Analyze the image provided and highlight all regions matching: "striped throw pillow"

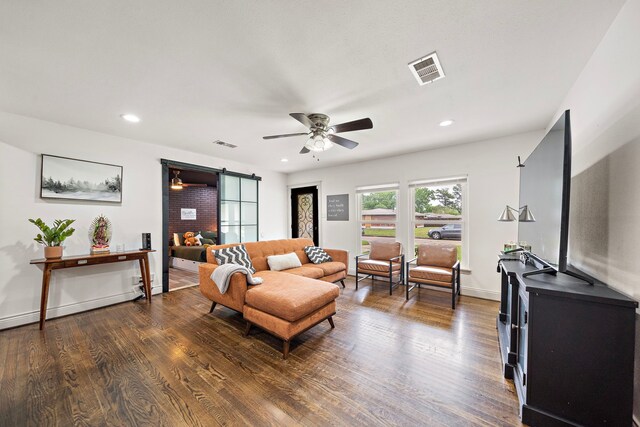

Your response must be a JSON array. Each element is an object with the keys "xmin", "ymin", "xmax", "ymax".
[
  {"xmin": 304, "ymin": 246, "xmax": 332, "ymax": 264},
  {"xmin": 214, "ymin": 245, "xmax": 255, "ymax": 273}
]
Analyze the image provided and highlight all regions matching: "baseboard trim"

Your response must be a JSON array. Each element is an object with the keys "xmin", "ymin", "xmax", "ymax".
[
  {"xmin": 462, "ymin": 287, "xmax": 500, "ymax": 301},
  {"xmin": 0, "ymin": 286, "xmax": 160, "ymax": 331},
  {"xmin": 347, "ymin": 272, "xmax": 499, "ymax": 301}
]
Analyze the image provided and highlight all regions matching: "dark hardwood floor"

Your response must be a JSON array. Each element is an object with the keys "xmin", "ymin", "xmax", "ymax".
[
  {"xmin": 0, "ymin": 276, "xmax": 522, "ymax": 426},
  {"xmin": 169, "ymin": 267, "xmax": 199, "ymax": 291}
]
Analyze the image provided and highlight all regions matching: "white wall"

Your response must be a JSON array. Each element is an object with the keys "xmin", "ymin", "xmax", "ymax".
[
  {"xmin": 550, "ymin": 0, "xmax": 640, "ymax": 420},
  {"xmin": 0, "ymin": 112, "xmax": 288, "ymax": 329},
  {"xmin": 287, "ymin": 131, "xmax": 542, "ymax": 300},
  {"xmin": 550, "ymin": 0, "xmax": 640, "ymax": 300}
]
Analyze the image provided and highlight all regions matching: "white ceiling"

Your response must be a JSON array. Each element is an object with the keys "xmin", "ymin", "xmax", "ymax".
[{"xmin": 0, "ymin": 1, "xmax": 625, "ymax": 173}]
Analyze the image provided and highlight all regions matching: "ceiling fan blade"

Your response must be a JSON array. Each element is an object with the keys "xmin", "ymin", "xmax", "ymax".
[
  {"xmin": 300, "ymin": 147, "xmax": 310, "ymax": 154},
  {"xmin": 289, "ymin": 113, "xmax": 315, "ymax": 129},
  {"xmin": 330, "ymin": 118, "xmax": 373, "ymax": 134},
  {"xmin": 263, "ymin": 132, "xmax": 308, "ymax": 140},
  {"xmin": 327, "ymin": 134, "xmax": 359, "ymax": 149},
  {"xmin": 182, "ymin": 183, "xmax": 208, "ymax": 187}
]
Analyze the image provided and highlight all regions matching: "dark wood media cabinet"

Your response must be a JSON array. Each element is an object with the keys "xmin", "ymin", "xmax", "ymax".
[{"xmin": 497, "ymin": 258, "xmax": 637, "ymax": 426}]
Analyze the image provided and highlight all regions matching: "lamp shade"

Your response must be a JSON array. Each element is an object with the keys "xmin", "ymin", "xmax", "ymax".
[
  {"xmin": 498, "ymin": 206, "xmax": 518, "ymax": 222},
  {"xmin": 519, "ymin": 205, "xmax": 536, "ymax": 222}
]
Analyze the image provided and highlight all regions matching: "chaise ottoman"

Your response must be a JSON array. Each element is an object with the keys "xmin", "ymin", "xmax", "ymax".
[{"xmin": 243, "ymin": 273, "xmax": 340, "ymax": 359}]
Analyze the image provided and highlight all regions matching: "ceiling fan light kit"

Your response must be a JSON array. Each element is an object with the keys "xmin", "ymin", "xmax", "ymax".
[
  {"xmin": 171, "ymin": 171, "xmax": 183, "ymax": 190},
  {"xmin": 305, "ymin": 134, "xmax": 333, "ymax": 152},
  {"xmin": 263, "ymin": 112, "xmax": 373, "ymax": 156},
  {"xmin": 170, "ymin": 170, "xmax": 209, "ymax": 189}
]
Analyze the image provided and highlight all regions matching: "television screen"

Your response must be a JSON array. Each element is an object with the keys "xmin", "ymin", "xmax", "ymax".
[{"xmin": 518, "ymin": 111, "xmax": 571, "ymax": 271}]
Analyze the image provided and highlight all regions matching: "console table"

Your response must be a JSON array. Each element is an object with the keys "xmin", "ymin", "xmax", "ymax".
[
  {"xmin": 30, "ymin": 249, "xmax": 155, "ymax": 330},
  {"xmin": 497, "ymin": 258, "xmax": 637, "ymax": 426}
]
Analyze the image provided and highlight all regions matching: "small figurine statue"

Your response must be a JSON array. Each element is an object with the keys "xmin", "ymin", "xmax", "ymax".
[{"xmin": 90, "ymin": 214, "xmax": 112, "ymax": 254}]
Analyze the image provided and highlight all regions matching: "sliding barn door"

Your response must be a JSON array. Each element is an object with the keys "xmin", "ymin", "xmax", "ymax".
[{"xmin": 219, "ymin": 174, "xmax": 259, "ymax": 244}]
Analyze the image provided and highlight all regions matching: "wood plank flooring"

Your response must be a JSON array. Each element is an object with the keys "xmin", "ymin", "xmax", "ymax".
[
  {"xmin": 0, "ymin": 277, "xmax": 522, "ymax": 426},
  {"xmin": 169, "ymin": 267, "xmax": 199, "ymax": 291}
]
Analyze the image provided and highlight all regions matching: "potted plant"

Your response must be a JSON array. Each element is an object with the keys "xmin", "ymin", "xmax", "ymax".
[{"xmin": 29, "ymin": 218, "xmax": 76, "ymax": 259}]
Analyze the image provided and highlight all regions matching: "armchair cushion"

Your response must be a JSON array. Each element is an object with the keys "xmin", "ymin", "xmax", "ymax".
[
  {"xmin": 369, "ymin": 241, "xmax": 402, "ymax": 261},
  {"xmin": 417, "ymin": 244, "xmax": 457, "ymax": 268},
  {"xmin": 358, "ymin": 259, "xmax": 401, "ymax": 272},
  {"xmin": 409, "ymin": 265, "xmax": 452, "ymax": 283}
]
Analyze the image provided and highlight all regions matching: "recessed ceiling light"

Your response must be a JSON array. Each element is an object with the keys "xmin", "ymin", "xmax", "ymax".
[
  {"xmin": 120, "ymin": 114, "xmax": 140, "ymax": 123},
  {"xmin": 439, "ymin": 119, "xmax": 454, "ymax": 127},
  {"xmin": 280, "ymin": 158, "xmax": 289, "ymax": 163}
]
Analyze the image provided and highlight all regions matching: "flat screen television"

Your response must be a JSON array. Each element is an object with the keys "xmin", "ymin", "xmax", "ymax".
[{"xmin": 517, "ymin": 110, "xmax": 572, "ymax": 272}]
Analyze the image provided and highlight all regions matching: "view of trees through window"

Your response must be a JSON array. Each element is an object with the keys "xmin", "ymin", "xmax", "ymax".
[
  {"xmin": 361, "ymin": 191, "xmax": 397, "ymax": 210},
  {"xmin": 359, "ymin": 190, "xmax": 397, "ymax": 254},
  {"xmin": 412, "ymin": 182, "xmax": 464, "ymax": 262},
  {"xmin": 414, "ymin": 184, "xmax": 462, "ymax": 215}
]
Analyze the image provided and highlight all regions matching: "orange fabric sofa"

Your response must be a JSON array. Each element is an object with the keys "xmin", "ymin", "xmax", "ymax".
[{"xmin": 199, "ymin": 238, "xmax": 348, "ymax": 358}]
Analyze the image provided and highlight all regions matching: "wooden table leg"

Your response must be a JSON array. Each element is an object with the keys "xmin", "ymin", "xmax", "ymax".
[
  {"xmin": 142, "ymin": 254, "xmax": 152, "ymax": 303},
  {"xmin": 39, "ymin": 264, "xmax": 53, "ymax": 330},
  {"xmin": 138, "ymin": 258, "xmax": 147, "ymax": 299}
]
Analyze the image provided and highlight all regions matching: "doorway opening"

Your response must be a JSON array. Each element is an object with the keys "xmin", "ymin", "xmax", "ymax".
[
  {"xmin": 161, "ymin": 160, "xmax": 262, "ymax": 293},
  {"xmin": 162, "ymin": 160, "xmax": 219, "ymax": 292},
  {"xmin": 291, "ymin": 186, "xmax": 319, "ymax": 245}
]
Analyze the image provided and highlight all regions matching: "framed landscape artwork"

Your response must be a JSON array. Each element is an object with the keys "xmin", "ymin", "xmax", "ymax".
[{"xmin": 40, "ymin": 154, "xmax": 123, "ymax": 203}]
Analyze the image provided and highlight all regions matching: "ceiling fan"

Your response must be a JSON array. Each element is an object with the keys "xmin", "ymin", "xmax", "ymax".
[
  {"xmin": 170, "ymin": 170, "xmax": 207, "ymax": 189},
  {"xmin": 263, "ymin": 113, "xmax": 373, "ymax": 154}
]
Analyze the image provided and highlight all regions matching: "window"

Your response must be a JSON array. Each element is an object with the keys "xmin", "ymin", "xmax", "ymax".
[
  {"xmin": 409, "ymin": 177, "xmax": 468, "ymax": 267},
  {"xmin": 356, "ymin": 183, "xmax": 399, "ymax": 255},
  {"xmin": 219, "ymin": 174, "xmax": 259, "ymax": 243}
]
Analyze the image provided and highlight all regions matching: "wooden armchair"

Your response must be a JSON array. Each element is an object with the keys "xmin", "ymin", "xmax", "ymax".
[
  {"xmin": 355, "ymin": 241, "xmax": 404, "ymax": 295},
  {"xmin": 406, "ymin": 243, "xmax": 461, "ymax": 308}
]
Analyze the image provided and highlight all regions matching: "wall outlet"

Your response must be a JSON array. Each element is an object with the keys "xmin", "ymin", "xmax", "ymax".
[{"xmin": 131, "ymin": 273, "xmax": 155, "ymax": 285}]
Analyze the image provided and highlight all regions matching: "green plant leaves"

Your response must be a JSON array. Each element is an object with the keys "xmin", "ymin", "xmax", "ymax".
[{"xmin": 28, "ymin": 218, "xmax": 76, "ymax": 246}]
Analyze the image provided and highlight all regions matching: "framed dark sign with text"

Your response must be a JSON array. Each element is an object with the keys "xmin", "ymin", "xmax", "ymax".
[{"xmin": 327, "ymin": 194, "xmax": 349, "ymax": 221}]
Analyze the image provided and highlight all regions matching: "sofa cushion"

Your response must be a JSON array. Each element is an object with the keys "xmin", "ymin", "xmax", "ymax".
[
  {"xmin": 245, "ymin": 276, "xmax": 339, "ymax": 322},
  {"xmin": 214, "ymin": 245, "xmax": 255, "ymax": 273},
  {"xmin": 304, "ymin": 246, "xmax": 332, "ymax": 264},
  {"xmin": 244, "ymin": 238, "xmax": 315, "ymax": 272},
  {"xmin": 312, "ymin": 261, "xmax": 346, "ymax": 276},
  {"xmin": 244, "ymin": 301, "xmax": 336, "ymax": 340},
  {"xmin": 409, "ymin": 265, "xmax": 452, "ymax": 283},
  {"xmin": 281, "ymin": 265, "xmax": 324, "ymax": 279},
  {"xmin": 358, "ymin": 259, "xmax": 401, "ymax": 272},
  {"xmin": 267, "ymin": 252, "xmax": 302, "ymax": 271}
]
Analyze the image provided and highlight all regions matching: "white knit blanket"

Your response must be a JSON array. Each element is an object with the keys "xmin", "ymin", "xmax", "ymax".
[{"xmin": 210, "ymin": 263, "xmax": 263, "ymax": 294}]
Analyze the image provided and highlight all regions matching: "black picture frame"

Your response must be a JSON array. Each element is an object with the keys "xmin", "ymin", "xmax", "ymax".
[{"xmin": 40, "ymin": 154, "xmax": 123, "ymax": 203}]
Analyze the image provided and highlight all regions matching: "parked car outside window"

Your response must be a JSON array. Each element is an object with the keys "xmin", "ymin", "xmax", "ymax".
[{"xmin": 428, "ymin": 224, "xmax": 461, "ymax": 240}]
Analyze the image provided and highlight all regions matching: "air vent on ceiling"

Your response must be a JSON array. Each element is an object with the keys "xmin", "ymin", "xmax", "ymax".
[
  {"xmin": 408, "ymin": 52, "xmax": 445, "ymax": 86},
  {"xmin": 213, "ymin": 140, "xmax": 237, "ymax": 148}
]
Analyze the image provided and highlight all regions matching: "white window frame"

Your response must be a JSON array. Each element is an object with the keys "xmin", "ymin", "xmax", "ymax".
[
  {"xmin": 408, "ymin": 176, "xmax": 469, "ymax": 269},
  {"xmin": 356, "ymin": 183, "xmax": 399, "ymax": 255}
]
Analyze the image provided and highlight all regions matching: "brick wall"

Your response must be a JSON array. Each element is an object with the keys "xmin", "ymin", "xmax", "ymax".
[{"xmin": 169, "ymin": 186, "xmax": 217, "ymax": 244}]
